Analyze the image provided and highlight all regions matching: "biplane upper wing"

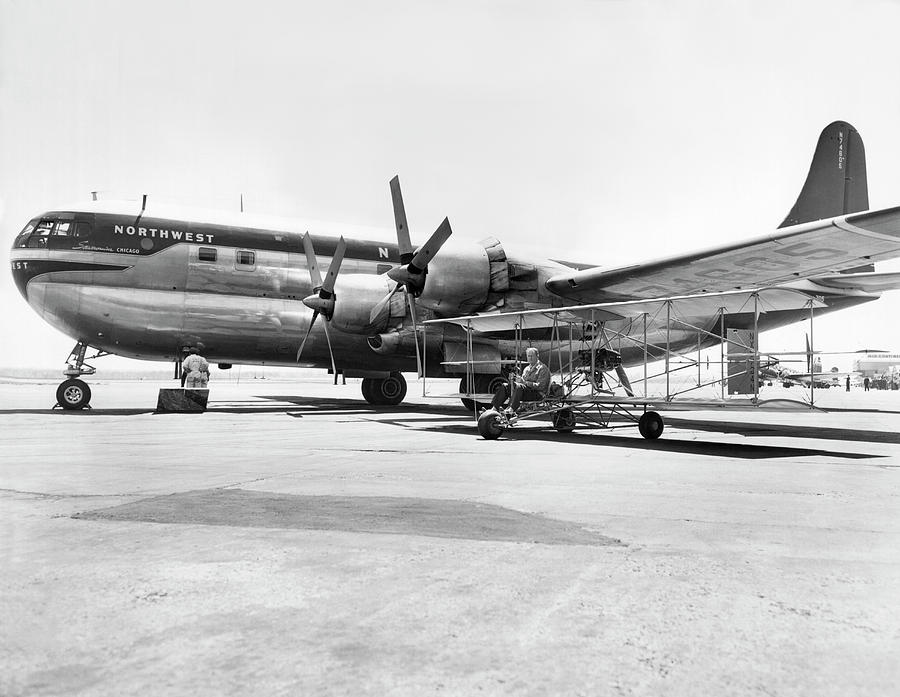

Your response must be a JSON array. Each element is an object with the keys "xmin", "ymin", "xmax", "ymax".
[
  {"xmin": 426, "ymin": 287, "xmax": 826, "ymax": 335},
  {"xmin": 545, "ymin": 206, "xmax": 900, "ymax": 303}
]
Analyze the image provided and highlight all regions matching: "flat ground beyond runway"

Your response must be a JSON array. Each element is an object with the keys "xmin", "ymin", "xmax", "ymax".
[{"xmin": 1, "ymin": 377, "xmax": 898, "ymax": 697}]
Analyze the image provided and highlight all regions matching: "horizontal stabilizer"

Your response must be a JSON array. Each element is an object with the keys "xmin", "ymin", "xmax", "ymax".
[
  {"xmin": 812, "ymin": 270, "xmax": 900, "ymax": 293},
  {"xmin": 780, "ymin": 121, "xmax": 868, "ymax": 228}
]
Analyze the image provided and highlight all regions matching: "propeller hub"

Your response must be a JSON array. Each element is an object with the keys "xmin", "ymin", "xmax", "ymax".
[
  {"xmin": 387, "ymin": 265, "xmax": 426, "ymax": 288},
  {"xmin": 303, "ymin": 293, "xmax": 335, "ymax": 317}
]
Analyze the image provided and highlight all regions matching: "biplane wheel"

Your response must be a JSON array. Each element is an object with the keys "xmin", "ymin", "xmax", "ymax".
[
  {"xmin": 638, "ymin": 411, "xmax": 664, "ymax": 440},
  {"xmin": 477, "ymin": 409, "xmax": 504, "ymax": 440},
  {"xmin": 56, "ymin": 379, "xmax": 91, "ymax": 410},
  {"xmin": 552, "ymin": 408, "xmax": 576, "ymax": 433}
]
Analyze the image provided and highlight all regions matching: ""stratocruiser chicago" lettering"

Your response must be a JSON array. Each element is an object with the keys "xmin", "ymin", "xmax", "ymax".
[{"xmin": 114, "ymin": 224, "xmax": 215, "ymax": 244}]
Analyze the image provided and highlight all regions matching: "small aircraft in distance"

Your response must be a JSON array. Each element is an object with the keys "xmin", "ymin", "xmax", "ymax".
[
  {"xmin": 758, "ymin": 336, "xmax": 849, "ymax": 389},
  {"xmin": 10, "ymin": 121, "xmax": 900, "ymax": 409}
]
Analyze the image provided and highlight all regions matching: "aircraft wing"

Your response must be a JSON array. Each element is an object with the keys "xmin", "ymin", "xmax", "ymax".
[{"xmin": 545, "ymin": 206, "xmax": 900, "ymax": 303}]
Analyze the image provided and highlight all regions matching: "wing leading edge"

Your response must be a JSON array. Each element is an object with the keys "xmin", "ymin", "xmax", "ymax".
[{"xmin": 546, "ymin": 205, "xmax": 900, "ymax": 304}]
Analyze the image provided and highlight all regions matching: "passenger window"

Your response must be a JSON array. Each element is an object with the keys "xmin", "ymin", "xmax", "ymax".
[
  {"xmin": 236, "ymin": 250, "xmax": 255, "ymax": 266},
  {"xmin": 198, "ymin": 247, "xmax": 217, "ymax": 262},
  {"xmin": 53, "ymin": 221, "xmax": 72, "ymax": 236},
  {"xmin": 74, "ymin": 222, "xmax": 91, "ymax": 238}
]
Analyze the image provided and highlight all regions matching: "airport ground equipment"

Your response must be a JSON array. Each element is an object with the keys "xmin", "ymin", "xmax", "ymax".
[{"xmin": 424, "ymin": 286, "xmax": 831, "ymax": 440}]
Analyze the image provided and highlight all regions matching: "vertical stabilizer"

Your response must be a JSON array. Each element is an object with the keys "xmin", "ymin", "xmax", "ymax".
[{"xmin": 780, "ymin": 121, "xmax": 868, "ymax": 228}]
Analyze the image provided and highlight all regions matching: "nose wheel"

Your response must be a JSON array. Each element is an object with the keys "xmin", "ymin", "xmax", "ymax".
[
  {"xmin": 52, "ymin": 341, "xmax": 106, "ymax": 410},
  {"xmin": 56, "ymin": 378, "xmax": 92, "ymax": 410}
]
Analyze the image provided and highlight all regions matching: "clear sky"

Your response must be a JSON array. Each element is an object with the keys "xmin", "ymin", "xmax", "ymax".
[{"xmin": 2, "ymin": 0, "xmax": 900, "ymax": 371}]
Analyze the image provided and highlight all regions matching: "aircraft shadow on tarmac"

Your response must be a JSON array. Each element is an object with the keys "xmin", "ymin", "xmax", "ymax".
[
  {"xmin": 662, "ymin": 417, "xmax": 900, "ymax": 445},
  {"xmin": 4, "ymin": 395, "xmax": 892, "ymax": 460},
  {"xmin": 450, "ymin": 428, "xmax": 881, "ymax": 460}
]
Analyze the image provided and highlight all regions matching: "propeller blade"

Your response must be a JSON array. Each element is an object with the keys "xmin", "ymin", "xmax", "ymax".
[
  {"xmin": 321, "ymin": 316, "xmax": 338, "ymax": 384},
  {"xmin": 615, "ymin": 365, "xmax": 634, "ymax": 397},
  {"xmin": 321, "ymin": 237, "xmax": 346, "ymax": 295},
  {"xmin": 406, "ymin": 289, "xmax": 423, "ymax": 378},
  {"xmin": 390, "ymin": 176, "xmax": 413, "ymax": 261},
  {"xmin": 387, "ymin": 217, "xmax": 453, "ymax": 286},
  {"xmin": 368, "ymin": 280, "xmax": 399, "ymax": 326},
  {"xmin": 409, "ymin": 217, "xmax": 452, "ymax": 271},
  {"xmin": 296, "ymin": 310, "xmax": 319, "ymax": 362},
  {"xmin": 301, "ymin": 232, "xmax": 322, "ymax": 288}
]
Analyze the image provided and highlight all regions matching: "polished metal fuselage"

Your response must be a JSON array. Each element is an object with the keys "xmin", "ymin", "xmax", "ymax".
[{"xmin": 10, "ymin": 202, "xmax": 878, "ymax": 376}]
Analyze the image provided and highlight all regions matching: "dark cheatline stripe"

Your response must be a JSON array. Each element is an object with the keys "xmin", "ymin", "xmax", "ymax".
[{"xmin": 11, "ymin": 260, "xmax": 131, "ymax": 297}]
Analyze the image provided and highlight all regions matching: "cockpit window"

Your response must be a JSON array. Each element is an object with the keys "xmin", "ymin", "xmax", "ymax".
[
  {"xmin": 25, "ymin": 220, "xmax": 54, "ymax": 248},
  {"xmin": 13, "ymin": 220, "xmax": 37, "ymax": 248},
  {"xmin": 13, "ymin": 216, "xmax": 92, "ymax": 248}
]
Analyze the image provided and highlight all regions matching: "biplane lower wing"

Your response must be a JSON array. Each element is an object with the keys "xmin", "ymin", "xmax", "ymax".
[{"xmin": 425, "ymin": 287, "xmax": 827, "ymax": 335}]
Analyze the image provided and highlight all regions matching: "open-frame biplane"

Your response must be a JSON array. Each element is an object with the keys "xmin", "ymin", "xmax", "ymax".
[{"xmin": 423, "ymin": 285, "xmax": 847, "ymax": 440}]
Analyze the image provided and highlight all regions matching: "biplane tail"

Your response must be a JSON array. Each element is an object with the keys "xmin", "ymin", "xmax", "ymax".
[{"xmin": 780, "ymin": 121, "xmax": 869, "ymax": 229}]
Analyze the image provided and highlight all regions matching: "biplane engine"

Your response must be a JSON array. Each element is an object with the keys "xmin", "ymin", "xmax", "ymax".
[
  {"xmin": 414, "ymin": 239, "xmax": 492, "ymax": 316},
  {"xmin": 576, "ymin": 348, "xmax": 622, "ymax": 386},
  {"xmin": 328, "ymin": 274, "xmax": 406, "ymax": 335},
  {"xmin": 578, "ymin": 348, "xmax": 622, "ymax": 371}
]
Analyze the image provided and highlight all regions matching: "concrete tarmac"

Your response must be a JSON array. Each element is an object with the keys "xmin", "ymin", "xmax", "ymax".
[{"xmin": 1, "ymin": 376, "xmax": 898, "ymax": 696}]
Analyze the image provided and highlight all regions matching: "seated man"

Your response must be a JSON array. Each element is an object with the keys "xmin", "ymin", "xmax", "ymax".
[{"xmin": 492, "ymin": 347, "xmax": 551, "ymax": 413}]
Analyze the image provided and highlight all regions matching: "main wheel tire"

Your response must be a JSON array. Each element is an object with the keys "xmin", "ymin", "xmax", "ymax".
[
  {"xmin": 57, "ymin": 379, "xmax": 91, "ymax": 410},
  {"xmin": 477, "ymin": 409, "xmax": 504, "ymax": 440},
  {"xmin": 552, "ymin": 408, "xmax": 576, "ymax": 432},
  {"xmin": 638, "ymin": 410, "xmax": 664, "ymax": 440},
  {"xmin": 361, "ymin": 377, "xmax": 376, "ymax": 405},
  {"xmin": 367, "ymin": 372, "xmax": 407, "ymax": 406},
  {"xmin": 459, "ymin": 377, "xmax": 476, "ymax": 411}
]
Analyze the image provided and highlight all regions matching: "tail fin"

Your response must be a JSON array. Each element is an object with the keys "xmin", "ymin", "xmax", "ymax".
[{"xmin": 780, "ymin": 121, "xmax": 868, "ymax": 228}]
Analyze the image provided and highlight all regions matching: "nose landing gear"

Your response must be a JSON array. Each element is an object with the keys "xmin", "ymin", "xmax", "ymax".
[
  {"xmin": 56, "ymin": 379, "xmax": 92, "ymax": 410},
  {"xmin": 54, "ymin": 341, "xmax": 108, "ymax": 410}
]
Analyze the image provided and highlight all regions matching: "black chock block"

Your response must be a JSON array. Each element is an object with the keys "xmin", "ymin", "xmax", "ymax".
[{"xmin": 156, "ymin": 388, "xmax": 209, "ymax": 413}]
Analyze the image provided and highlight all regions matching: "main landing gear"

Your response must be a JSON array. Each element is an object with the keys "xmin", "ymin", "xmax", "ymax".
[
  {"xmin": 54, "ymin": 341, "xmax": 107, "ymax": 410},
  {"xmin": 361, "ymin": 372, "xmax": 407, "ymax": 406}
]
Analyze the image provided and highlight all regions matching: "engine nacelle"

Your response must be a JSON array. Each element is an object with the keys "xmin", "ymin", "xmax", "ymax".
[
  {"xmin": 417, "ymin": 239, "xmax": 491, "ymax": 316},
  {"xmin": 330, "ymin": 274, "xmax": 405, "ymax": 335},
  {"xmin": 367, "ymin": 327, "xmax": 443, "ymax": 356}
]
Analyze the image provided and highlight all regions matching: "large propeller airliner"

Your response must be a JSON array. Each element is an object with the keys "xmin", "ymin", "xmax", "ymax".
[{"xmin": 10, "ymin": 121, "xmax": 900, "ymax": 409}]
